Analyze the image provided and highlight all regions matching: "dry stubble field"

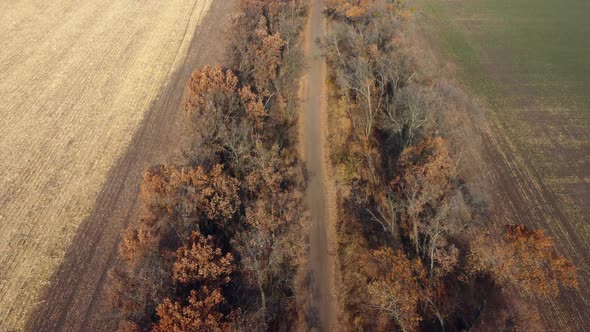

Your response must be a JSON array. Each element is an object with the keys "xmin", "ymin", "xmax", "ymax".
[{"xmin": 0, "ymin": 0, "xmax": 212, "ymax": 329}]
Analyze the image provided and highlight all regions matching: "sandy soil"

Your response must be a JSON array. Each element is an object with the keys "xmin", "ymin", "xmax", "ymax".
[
  {"xmin": 0, "ymin": 0, "xmax": 224, "ymax": 330},
  {"xmin": 302, "ymin": 0, "xmax": 339, "ymax": 330}
]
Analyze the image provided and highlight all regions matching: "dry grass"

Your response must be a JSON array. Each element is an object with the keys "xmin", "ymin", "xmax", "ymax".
[{"xmin": 0, "ymin": 0, "xmax": 212, "ymax": 329}]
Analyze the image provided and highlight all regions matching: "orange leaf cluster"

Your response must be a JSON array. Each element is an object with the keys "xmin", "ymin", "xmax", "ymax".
[
  {"xmin": 140, "ymin": 164, "xmax": 240, "ymax": 222},
  {"xmin": 253, "ymin": 17, "xmax": 285, "ymax": 96},
  {"xmin": 155, "ymin": 288, "xmax": 230, "ymax": 332},
  {"xmin": 327, "ymin": 0, "xmax": 399, "ymax": 21},
  {"xmin": 173, "ymin": 231, "xmax": 234, "ymax": 285},
  {"xmin": 185, "ymin": 66, "xmax": 238, "ymax": 114},
  {"xmin": 470, "ymin": 224, "xmax": 578, "ymax": 296},
  {"xmin": 392, "ymin": 137, "xmax": 453, "ymax": 214},
  {"xmin": 365, "ymin": 248, "xmax": 426, "ymax": 332}
]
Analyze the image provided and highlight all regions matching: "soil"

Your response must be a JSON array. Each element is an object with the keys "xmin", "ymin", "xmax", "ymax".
[
  {"xmin": 24, "ymin": 1, "xmax": 235, "ymax": 331},
  {"xmin": 302, "ymin": 0, "xmax": 339, "ymax": 330}
]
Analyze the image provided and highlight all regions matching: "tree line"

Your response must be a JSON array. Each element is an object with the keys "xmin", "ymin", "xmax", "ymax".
[
  {"xmin": 322, "ymin": 0, "xmax": 578, "ymax": 331},
  {"xmin": 108, "ymin": 1, "xmax": 309, "ymax": 331}
]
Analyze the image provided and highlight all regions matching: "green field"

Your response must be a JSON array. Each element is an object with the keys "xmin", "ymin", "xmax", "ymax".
[
  {"xmin": 415, "ymin": 0, "xmax": 590, "ymax": 106},
  {"xmin": 412, "ymin": 0, "xmax": 590, "ymax": 328},
  {"xmin": 413, "ymin": 0, "xmax": 590, "ymax": 223}
]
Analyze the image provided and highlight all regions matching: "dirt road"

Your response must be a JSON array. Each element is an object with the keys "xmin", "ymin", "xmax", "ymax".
[
  {"xmin": 302, "ymin": 0, "xmax": 338, "ymax": 330},
  {"xmin": 24, "ymin": 1, "xmax": 234, "ymax": 331}
]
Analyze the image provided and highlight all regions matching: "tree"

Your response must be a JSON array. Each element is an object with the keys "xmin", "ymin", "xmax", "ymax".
[
  {"xmin": 183, "ymin": 66, "xmax": 265, "ymax": 165},
  {"xmin": 391, "ymin": 137, "xmax": 456, "ymax": 257},
  {"xmin": 383, "ymin": 84, "xmax": 439, "ymax": 148},
  {"xmin": 365, "ymin": 248, "xmax": 426, "ymax": 332},
  {"xmin": 154, "ymin": 231, "xmax": 235, "ymax": 332},
  {"xmin": 111, "ymin": 164, "xmax": 240, "ymax": 327},
  {"xmin": 470, "ymin": 224, "xmax": 578, "ymax": 297},
  {"xmin": 154, "ymin": 288, "xmax": 231, "ymax": 332},
  {"xmin": 173, "ymin": 231, "xmax": 233, "ymax": 285},
  {"xmin": 233, "ymin": 189, "xmax": 307, "ymax": 320},
  {"xmin": 110, "ymin": 0, "xmax": 309, "ymax": 330},
  {"xmin": 253, "ymin": 17, "xmax": 285, "ymax": 97},
  {"xmin": 326, "ymin": 0, "xmax": 398, "ymax": 23},
  {"xmin": 184, "ymin": 66, "xmax": 240, "ymax": 115},
  {"xmin": 138, "ymin": 164, "xmax": 240, "ymax": 236}
]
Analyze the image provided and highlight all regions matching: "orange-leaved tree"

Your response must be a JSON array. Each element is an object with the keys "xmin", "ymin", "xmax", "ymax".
[
  {"xmin": 154, "ymin": 231, "xmax": 235, "ymax": 332},
  {"xmin": 470, "ymin": 224, "xmax": 578, "ymax": 297},
  {"xmin": 365, "ymin": 248, "xmax": 426, "ymax": 332},
  {"xmin": 391, "ymin": 137, "xmax": 463, "ymax": 260}
]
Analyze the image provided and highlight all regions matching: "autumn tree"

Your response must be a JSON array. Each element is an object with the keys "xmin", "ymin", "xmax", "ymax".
[
  {"xmin": 183, "ymin": 66, "xmax": 266, "ymax": 166},
  {"xmin": 326, "ymin": 0, "xmax": 399, "ymax": 23},
  {"xmin": 110, "ymin": 1, "xmax": 309, "ymax": 330},
  {"xmin": 173, "ymin": 231, "xmax": 233, "ymax": 285},
  {"xmin": 323, "ymin": 0, "xmax": 581, "ymax": 330},
  {"xmin": 234, "ymin": 143, "xmax": 307, "ymax": 324},
  {"xmin": 125, "ymin": 163, "xmax": 240, "ymax": 251},
  {"xmin": 390, "ymin": 137, "xmax": 467, "ymax": 263},
  {"xmin": 154, "ymin": 231, "xmax": 235, "ymax": 332},
  {"xmin": 154, "ymin": 289, "xmax": 230, "ymax": 332},
  {"xmin": 110, "ymin": 164, "xmax": 240, "ymax": 326},
  {"xmin": 365, "ymin": 248, "xmax": 426, "ymax": 332},
  {"xmin": 470, "ymin": 224, "xmax": 578, "ymax": 297}
]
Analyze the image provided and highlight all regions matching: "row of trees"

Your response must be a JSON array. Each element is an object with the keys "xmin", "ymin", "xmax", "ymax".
[
  {"xmin": 108, "ymin": 1, "xmax": 309, "ymax": 331},
  {"xmin": 323, "ymin": 0, "xmax": 578, "ymax": 331}
]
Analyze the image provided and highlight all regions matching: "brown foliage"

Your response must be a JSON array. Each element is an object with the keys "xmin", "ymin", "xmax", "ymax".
[
  {"xmin": 173, "ymin": 231, "xmax": 233, "ymax": 285},
  {"xmin": 154, "ymin": 288, "xmax": 231, "ymax": 332},
  {"xmin": 185, "ymin": 66, "xmax": 239, "ymax": 114},
  {"xmin": 110, "ymin": 0, "xmax": 309, "ymax": 330},
  {"xmin": 325, "ymin": 0, "xmax": 580, "ymax": 329},
  {"xmin": 183, "ymin": 66, "xmax": 266, "ymax": 168},
  {"xmin": 365, "ymin": 248, "xmax": 426, "ymax": 332},
  {"xmin": 253, "ymin": 17, "xmax": 285, "ymax": 97},
  {"xmin": 112, "ymin": 164, "xmax": 240, "ymax": 325},
  {"xmin": 392, "ymin": 137, "xmax": 453, "ymax": 209},
  {"xmin": 391, "ymin": 137, "xmax": 460, "ymax": 259},
  {"xmin": 154, "ymin": 232, "xmax": 235, "ymax": 331},
  {"xmin": 470, "ymin": 224, "xmax": 578, "ymax": 297},
  {"xmin": 140, "ymin": 164, "xmax": 239, "ymax": 222},
  {"xmin": 326, "ymin": 0, "xmax": 398, "ymax": 22}
]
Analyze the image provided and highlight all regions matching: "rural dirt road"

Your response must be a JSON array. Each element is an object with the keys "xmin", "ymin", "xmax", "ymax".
[
  {"xmin": 23, "ymin": 1, "xmax": 234, "ymax": 331},
  {"xmin": 303, "ymin": 0, "xmax": 338, "ymax": 330}
]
